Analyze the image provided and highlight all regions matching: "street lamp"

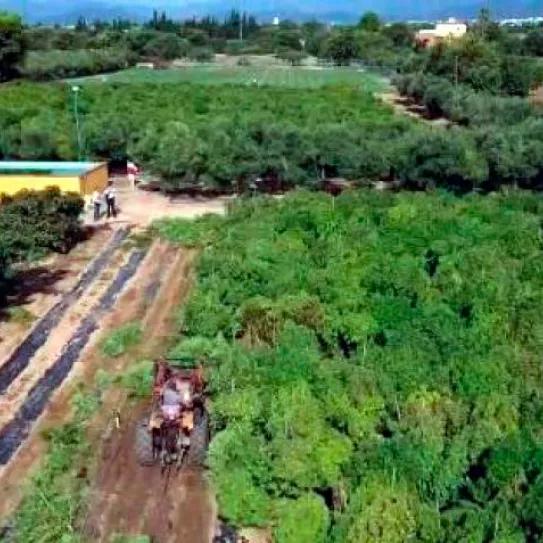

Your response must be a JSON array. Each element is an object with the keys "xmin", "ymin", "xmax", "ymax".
[
  {"xmin": 71, "ymin": 85, "xmax": 83, "ymax": 161},
  {"xmin": 239, "ymin": 0, "xmax": 243, "ymax": 41}
]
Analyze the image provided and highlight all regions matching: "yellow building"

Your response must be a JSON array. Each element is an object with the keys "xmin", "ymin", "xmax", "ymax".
[{"xmin": 0, "ymin": 161, "xmax": 109, "ymax": 197}]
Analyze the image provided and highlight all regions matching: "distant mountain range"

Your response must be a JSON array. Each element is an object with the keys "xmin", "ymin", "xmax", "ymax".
[{"xmin": 3, "ymin": 0, "xmax": 542, "ymax": 24}]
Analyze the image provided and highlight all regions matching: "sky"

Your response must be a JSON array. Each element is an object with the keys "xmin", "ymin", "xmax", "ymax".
[{"xmin": 4, "ymin": 0, "xmax": 542, "ymax": 23}]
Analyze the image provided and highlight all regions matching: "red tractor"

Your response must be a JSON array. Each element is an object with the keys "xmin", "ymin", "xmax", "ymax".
[{"xmin": 135, "ymin": 359, "xmax": 209, "ymax": 469}]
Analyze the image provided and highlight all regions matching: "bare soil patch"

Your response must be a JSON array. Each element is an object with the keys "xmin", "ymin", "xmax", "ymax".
[
  {"xmin": 84, "ymin": 404, "xmax": 215, "ymax": 543},
  {"xmin": 86, "ymin": 177, "xmax": 228, "ymax": 228}
]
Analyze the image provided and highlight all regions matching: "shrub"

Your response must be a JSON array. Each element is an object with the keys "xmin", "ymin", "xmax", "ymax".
[
  {"xmin": 273, "ymin": 495, "xmax": 329, "ymax": 543},
  {"xmin": 0, "ymin": 10, "xmax": 24, "ymax": 81},
  {"xmin": 0, "ymin": 187, "xmax": 84, "ymax": 261},
  {"xmin": 276, "ymin": 49, "xmax": 307, "ymax": 66},
  {"xmin": 142, "ymin": 33, "xmax": 188, "ymax": 60},
  {"xmin": 101, "ymin": 322, "xmax": 142, "ymax": 358}
]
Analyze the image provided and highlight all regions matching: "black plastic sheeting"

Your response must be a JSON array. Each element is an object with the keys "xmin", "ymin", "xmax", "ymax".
[
  {"xmin": 0, "ymin": 228, "xmax": 129, "ymax": 395},
  {"xmin": 0, "ymin": 249, "xmax": 146, "ymax": 465}
]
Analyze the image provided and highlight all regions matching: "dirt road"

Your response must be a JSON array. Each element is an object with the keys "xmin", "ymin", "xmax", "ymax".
[
  {"xmin": 378, "ymin": 87, "xmax": 450, "ymax": 127},
  {"xmin": 85, "ymin": 405, "xmax": 215, "ymax": 543},
  {"xmin": 83, "ymin": 244, "xmax": 216, "ymax": 543}
]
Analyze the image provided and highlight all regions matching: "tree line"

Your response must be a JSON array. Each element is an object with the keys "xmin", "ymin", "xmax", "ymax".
[
  {"xmin": 1, "ymin": 81, "xmax": 542, "ymax": 192},
  {"xmin": 3, "ymin": 8, "xmax": 541, "ymax": 81}
]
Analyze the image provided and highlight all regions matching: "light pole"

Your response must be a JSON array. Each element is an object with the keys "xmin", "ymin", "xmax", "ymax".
[
  {"xmin": 71, "ymin": 85, "xmax": 83, "ymax": 161},
  {"xmin": 239, "ymin": 0, "xmax": 244, "ymax": 41}
]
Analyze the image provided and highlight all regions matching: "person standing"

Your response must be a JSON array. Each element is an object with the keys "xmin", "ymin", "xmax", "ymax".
[
  {"xmin": 91, "ymin": 190, "xmax": 102, "ymax": 222},
  {"xmin": 127, "ymin": 160, "xmax": 139, "ymax": 191},
  {"xmin": 104, "ymin": 182, "xmax": 117, "ymax": 219}
]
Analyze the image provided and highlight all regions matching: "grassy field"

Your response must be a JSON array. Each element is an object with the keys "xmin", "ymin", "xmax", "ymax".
[{"xmin": 71, "ymin": 64, "xmax": 387, "ymax": 91}]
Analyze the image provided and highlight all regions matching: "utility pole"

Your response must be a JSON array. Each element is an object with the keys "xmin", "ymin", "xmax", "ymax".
[
  {"xmin": 239, "ymin": 0, "xmax": 244, "ymax": 41},
  {"xmin": 454, "ymin": 55, "xmax": 459, "ymax": 110},
  {"xmin": 481, "ymin": 0, "xmax": 491, "ymax": 40},
  {"xmin": 72, "ymin": 86, "xmax": 83, "ymax": 161}
]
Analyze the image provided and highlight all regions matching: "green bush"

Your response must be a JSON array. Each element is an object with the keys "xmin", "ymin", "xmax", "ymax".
[
  {"xmin": 0, "ymin": 186, "xmax": 84, "ymax": 303},
  {"xmin": 13, "ymin": 385, "xmax": 106, "ymax": 542},
  {"xmin": 274, "ymin": 494, "xmax": 329, "ymax": 543},
  {"xmin": 0, "ymin": 10, "xmax": 25, "ymax": 81},
  {"xmin": 117, "ymin": 359, "xmax": 154, "ymax": 398},
  {"xmin": 101, "ymin": 322, "xmax": 142, "ymax": 358},
  {"xmin": 142, "ymin": 33, "xmax": 188, "ymax": 60}
]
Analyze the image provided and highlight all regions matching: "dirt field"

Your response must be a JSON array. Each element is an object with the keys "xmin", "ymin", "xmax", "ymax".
[
  {"xmin": 0, "ymin": 185, "xmax": 226, "ymax": 541},
  {"xmin": 0, "ymin": 226, "xmax": 113, "ymax": 363},
  {"xmin": 82, "ymin": 245, "xmax": 216, "ymax": 543}
]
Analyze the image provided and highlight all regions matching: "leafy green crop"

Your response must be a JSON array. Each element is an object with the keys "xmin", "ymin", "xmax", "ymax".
[
  {"xmin": 100, "ymin": 322, "xmax": 142, "ymax": 358},
  {"xmin": 162, "ymin": 189, "xmax": 543, "ymax": 541}
]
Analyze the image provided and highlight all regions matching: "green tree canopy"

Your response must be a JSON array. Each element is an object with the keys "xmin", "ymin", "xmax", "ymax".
[
  {"xmin": 0, "ymin": 11, "xmax": 24, "ymax": 81},
  {"xmin": 324, "ymin": 30, "xmax": 359, "ymax": 65},
  {"xmin": 358, "ymin": 11, "xmax": 381, "ymax": 33}
]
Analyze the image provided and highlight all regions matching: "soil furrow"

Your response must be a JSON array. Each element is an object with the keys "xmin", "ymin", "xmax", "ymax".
[
  {"xmin": 0, "ymin": 227, "xmax": 129, "ymax": 394},
  {"xmin": 0, "ymin": 244, "xmax": 132, "ymax": 428},
  {"xmin": 0, "ymin": 249, "xmax": 145, "ymax": 465}
]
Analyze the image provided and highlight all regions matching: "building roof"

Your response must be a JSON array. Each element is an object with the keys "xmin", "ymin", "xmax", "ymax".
[{"xmin": 0, "ymin": 161, "xmax": 104, "ymax": 176}]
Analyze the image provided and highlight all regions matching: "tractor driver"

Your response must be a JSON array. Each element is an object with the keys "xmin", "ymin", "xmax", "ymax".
[
  {"xmin": 163, "ymin": 380, "xmax": 182, "ymax": 407},
  {"xmin": 161, "ymin": 379, "xmax": 193, "ymax": 414}
]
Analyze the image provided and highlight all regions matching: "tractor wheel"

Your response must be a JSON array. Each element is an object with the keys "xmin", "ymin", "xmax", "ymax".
[
  {"xmin": 187, "ymin": 407, "xmax": 209, "ymax": 467},
  {"xmin": 135, "ymin": 416, "xmax": 155, "ymax": 466}
]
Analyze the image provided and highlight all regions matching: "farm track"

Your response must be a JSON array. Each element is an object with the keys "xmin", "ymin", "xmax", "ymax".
[
  {"xmin": 0, "ymin": 236, "xmax": 168, "ymax": 511},
  {"xmin": 82, "ymin": 247, "xmax": 218, "ymax": 543}
]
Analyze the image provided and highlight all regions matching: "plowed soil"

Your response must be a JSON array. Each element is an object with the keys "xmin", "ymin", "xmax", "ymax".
[{"xmin": 85, "ymin": 404, "xmax": 215, "ymax": 543}]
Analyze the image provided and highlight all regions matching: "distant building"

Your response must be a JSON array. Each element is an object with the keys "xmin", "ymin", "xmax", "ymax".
[
  {"xmin": 273, "ymin": 16, "xmax": 280, "ymax": 26},
  {"xmin": 499, "ymin": 16, "xmax": 543, "ymax": 27},
  {"xmin": 416, "ymin": 18, "xmax": 467, "ymax": 47}
]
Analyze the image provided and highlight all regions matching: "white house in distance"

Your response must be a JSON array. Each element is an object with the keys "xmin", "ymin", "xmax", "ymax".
[{"xmin": 416, "ymin": 18, "xmax": 468, "ymax": 47}]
